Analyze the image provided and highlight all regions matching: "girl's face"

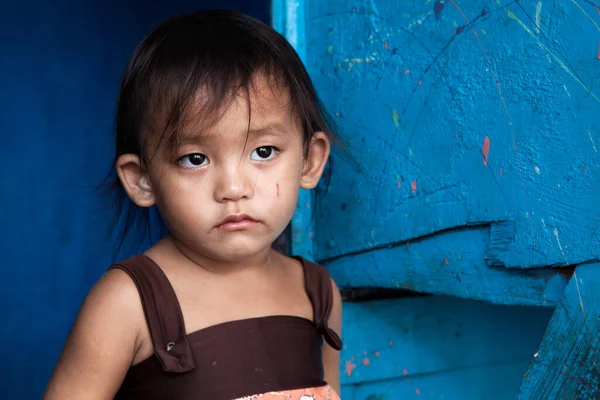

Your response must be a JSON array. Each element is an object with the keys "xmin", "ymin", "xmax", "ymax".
[{"xmin": 117, "ymin": 75, "xmax": 330, "ymax": 263}]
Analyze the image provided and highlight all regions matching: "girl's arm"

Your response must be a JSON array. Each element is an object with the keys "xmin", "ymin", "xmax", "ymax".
[
  {"xmin": 323, "ymin": 279, "xmax": 343, "ymax": 395},
  {"xmin": 43, "ymin": 269, "xmax": 145, "ymax": 400}
]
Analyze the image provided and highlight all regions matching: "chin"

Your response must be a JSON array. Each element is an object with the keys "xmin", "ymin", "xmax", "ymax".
[{"xmin": 214, "ymin": 239, "xmax": 271, "ymax": 261}]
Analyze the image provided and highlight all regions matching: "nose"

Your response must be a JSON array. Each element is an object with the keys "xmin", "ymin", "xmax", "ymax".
[{"xmin": 213, "ymin": 162, "xmax": 254, "ymax": 203}]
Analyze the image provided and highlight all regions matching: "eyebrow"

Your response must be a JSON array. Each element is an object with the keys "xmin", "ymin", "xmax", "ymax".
[
  {"xmin": 177, "ymin": 122, "xmax": 293, "ymax": 148},
  {"xmin": 247, "ymin": 123, "xmax": 291, "ymax": 137}
]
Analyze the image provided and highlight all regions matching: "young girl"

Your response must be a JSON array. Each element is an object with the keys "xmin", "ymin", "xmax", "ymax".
[{"xmin": 43, "ymin": 9, "xmax": 342, "ymax": 400}]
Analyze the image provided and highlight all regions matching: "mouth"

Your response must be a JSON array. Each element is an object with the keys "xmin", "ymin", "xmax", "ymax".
[{"xmin": 217, "ymin": 214, "xmax": 260, "ymax": 231}]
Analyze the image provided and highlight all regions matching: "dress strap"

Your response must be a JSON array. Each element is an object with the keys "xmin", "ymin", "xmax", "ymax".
[
  {"xmin": 298, "ymin": 257, "xmax": 343, "ymax": 351},
  {"xmin": 108, "ymin": 255, "xmax": 195, "ymax": 372}
]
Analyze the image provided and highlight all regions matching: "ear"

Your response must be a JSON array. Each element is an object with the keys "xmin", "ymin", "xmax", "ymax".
[
  {"xmin": 116, "ymin": 154, "xmax": 156, "ymax": 207},
  {"xmin": 300, "ymin": 131, "xmax": 331, "ymax": 189}
]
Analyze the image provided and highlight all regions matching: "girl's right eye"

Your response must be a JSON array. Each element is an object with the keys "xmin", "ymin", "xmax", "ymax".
[{"xmin": 178, "ymin": 153, "xmax": 209, "ymax": 168}]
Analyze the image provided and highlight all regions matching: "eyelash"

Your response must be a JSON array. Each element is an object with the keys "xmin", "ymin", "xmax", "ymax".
[
  {"xmin": 178, "ymin": 153, "xmax": 208, "ymax": 168},
  {"xmin": 177, "ymin": 146, "xmax": 280, "ymax": 169},
  {"xmin": 250, "ymin": 146, "xmax": 279, "ymax": 161}
]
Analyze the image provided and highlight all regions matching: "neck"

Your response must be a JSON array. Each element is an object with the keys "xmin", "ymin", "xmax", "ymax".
[{"xmin": 162, "ymin": 235, "xmax": 277, "ymax": 275}]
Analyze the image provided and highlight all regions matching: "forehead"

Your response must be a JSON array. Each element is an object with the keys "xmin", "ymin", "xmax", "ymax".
[{"xmin": 185, "ymin": 74, "xmax": 299, "ymax": 139}]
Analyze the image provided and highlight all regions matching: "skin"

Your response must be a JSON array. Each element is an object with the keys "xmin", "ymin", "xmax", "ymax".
[{"xmin": 43, "ymin": 75, "xmax": 342, "ymax": 399}]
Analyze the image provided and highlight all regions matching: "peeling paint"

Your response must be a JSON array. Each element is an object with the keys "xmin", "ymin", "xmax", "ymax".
[
  {"xmin": 392, "ymin": 109, "xmax": 400, "ymax": 128},
  {"xmin": 482, "ymin": 136, "xmax": 491, "ymax": 165},
  {"xmin": 345, "ymin": 360, "xmax": 356, "ymax": 376}
]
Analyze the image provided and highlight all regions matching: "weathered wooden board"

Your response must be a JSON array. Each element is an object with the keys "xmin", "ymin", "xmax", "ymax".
[
  {"xmin": 295, "ymin": 0, "xmax": 599, "ymax": 269},
  {"xmin": 324, "ymin": 224, "xmax": 572, "ymax": 306},
  {"xmin": 517, "ymin": 262, "xmax": 600, "ymax": 399},
  {"xmin": 340, "ymin": 296, "xmax": 553, "ymax": 399},
  {"xmin": 344, "ymin": 362, "xmax": 528, "ymax": 400}
]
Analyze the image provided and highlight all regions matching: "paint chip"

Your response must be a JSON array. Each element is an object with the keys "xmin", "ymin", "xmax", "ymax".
[
  {"xmin": 415, "ymin": 388, "xmax": 421, "ymax": 396},
  {"xmin": 363, "ymin": 358, "xmax": 370, "ymax": 366},
  {"xmin": 392, "ymin": 109, "xmax": 400, "ymax": 128},
  {"xmin": 345, "ymin": 361, "xmax": 356, "ymax": 376},
  {"xmin": 481, "ymin": 136, "xmax": 491, "ymax": 165},
  {"xmin": 411, "ymin": 180, "xmax": 417, "ymax": 192}
]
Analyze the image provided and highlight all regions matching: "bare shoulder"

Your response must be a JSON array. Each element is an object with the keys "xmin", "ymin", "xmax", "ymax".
[
  {"xmin": 90, "ymin": 267, "xmax": 142, "ymax": 305},
  {"xmin": 43, "ymin": 267, "xmax": 146, "ymax": 399},
  {"xmin": 280, "ymin": 253, "xmax": 342, "ymax": 324},
  {"xmin": 77, "ymin": 267, "xmax": 146, "ymax": 333}
]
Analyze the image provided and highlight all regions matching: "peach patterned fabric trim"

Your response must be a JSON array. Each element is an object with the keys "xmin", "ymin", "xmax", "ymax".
[{"xmin": 233, "ymin": 385, "xmax": 340, "ymax": 400}]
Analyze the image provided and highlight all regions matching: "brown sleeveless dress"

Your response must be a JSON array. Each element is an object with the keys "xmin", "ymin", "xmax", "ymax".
[{"xmin": 108, "ymin": 255, "xmax": 342, "ymax": 400}]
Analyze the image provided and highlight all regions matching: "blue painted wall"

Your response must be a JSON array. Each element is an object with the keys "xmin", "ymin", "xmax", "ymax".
[
  {"xmin": 274, "ymin": 0, "xmax": 599, "ymax": 398},
  {"xmin": 302, "ymin": 0, "xmax": 600, "ymax": 270},
  {"xmin": 0, "ymin": 1, "xmax": 268, "ymax": 398}
]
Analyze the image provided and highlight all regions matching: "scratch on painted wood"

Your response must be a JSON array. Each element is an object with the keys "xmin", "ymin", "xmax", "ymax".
[{"xmin": 504, "ymin": 7, "xmax": 600, "ymax": 104}]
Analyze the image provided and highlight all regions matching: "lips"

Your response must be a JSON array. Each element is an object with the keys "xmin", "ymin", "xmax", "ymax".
[{"xmin": 216, "ymin": 214, "xmax": 259, "ymax": 231}]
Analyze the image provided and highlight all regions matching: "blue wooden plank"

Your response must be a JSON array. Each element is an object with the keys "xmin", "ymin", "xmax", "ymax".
[
  {"xmin": 325, "ymin": 225, "xmax": 571, "ymax": 306},
  {"xmin": 340, "ymin": 296, "xmax": 552, "ymax": 387},
  {"xmin": 272, "ymin": 0, "xmax": 316, "ymax": 261},
  {"xmin": 342, "ymin": 361, "xmax": 529, "ymax": 400},
  {"xmin": 300, "ymin": 0, "xmax": 600, "ymax": 269},
  {"xmin": 517, "ymin": 262, "xmax": 600, "ymax": 399}
]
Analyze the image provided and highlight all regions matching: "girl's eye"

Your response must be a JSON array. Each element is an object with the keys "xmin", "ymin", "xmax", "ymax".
[
  {"xmin": 178, "ymin": 153, "xmax": 209, "ymax": 168},
  {"xmin": 250, "ymin": 146, "xmax": 278, "ymax": 161}
]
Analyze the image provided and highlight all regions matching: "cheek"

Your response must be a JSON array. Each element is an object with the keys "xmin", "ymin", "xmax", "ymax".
[
  {"xmin": 267, "ymin": 180, "xmax": 300, "ymax": 219},
  {"xmin": 153, "ymin": 179, "xmax": 211, "ymax": 222}
]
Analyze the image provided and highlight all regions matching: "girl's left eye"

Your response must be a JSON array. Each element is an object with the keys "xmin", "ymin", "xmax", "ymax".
[{"xmin": 250, "ymin": 146, "xmax": 278, "ymax": 161}]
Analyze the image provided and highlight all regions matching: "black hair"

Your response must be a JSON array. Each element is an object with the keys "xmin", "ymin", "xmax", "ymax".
[{"xmin": 104, "ymin": 9, "xmax": 338, "ymax": 256}]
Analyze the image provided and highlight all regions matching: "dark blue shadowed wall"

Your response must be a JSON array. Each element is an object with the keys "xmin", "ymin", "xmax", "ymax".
[{"xmin": 0, "ymin": 1, "xmax": 268, "ymax": 398}]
